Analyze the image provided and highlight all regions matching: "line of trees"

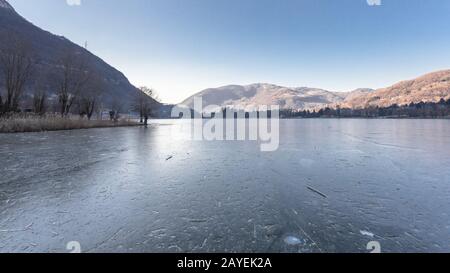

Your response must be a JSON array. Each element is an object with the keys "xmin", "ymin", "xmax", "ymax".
[
  {"xmin": 0, "ymin": 37, "xmax": 101, "ymax": 118},
  {"xmin": 0, "ymin": 35, "xmax": 158, "ymax": 121},
  {"xmin": 280, "ymin": 99, "xmax": 450, "ymax": 119}
]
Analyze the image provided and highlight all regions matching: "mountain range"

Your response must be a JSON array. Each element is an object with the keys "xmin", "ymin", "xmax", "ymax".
[
  {"xmin": 180, "ymin": 84, "xmax": 374, "ymax": 110},
  {"xmin": 180, "ymin": 70, "xmax": 450, "ymax": 111}
]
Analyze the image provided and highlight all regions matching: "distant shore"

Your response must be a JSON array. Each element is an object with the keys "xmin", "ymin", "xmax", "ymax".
[
  {"xmin": 280, "ymin": 116, "xmax": 450, "ymax": 120},
  {"xmin": 2, "ymin": 115, "xmax": 449, "ymax": 134},
  {"xmin": 0, "ymin": 114, "xmax": 143, "ymax": 134}
]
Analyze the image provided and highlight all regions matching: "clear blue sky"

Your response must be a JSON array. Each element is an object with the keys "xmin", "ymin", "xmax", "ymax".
[{"xmin": 8, "ymin": 0, "xmax": 450, "ymax": 103}]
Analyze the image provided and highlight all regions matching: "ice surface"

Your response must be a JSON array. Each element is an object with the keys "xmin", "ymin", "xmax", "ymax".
[{"xmin": 1, "ymin": 119, "xmax": 450, "ymax": 253}]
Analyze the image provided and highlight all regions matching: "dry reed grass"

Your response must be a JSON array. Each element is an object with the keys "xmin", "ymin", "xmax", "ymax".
[{"xmin": 0, "ymin": 114, "xmax": 141, "ymax": 133}]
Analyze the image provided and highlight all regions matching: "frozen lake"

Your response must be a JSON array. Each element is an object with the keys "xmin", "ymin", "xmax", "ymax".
[{"xmin": 1, "ymin": 119, "xmax": 450, "ymax": 253}]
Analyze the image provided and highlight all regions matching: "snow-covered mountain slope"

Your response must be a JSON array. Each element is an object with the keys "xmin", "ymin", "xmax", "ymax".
[
  {"xmin": 181, "ymin": 83, "xmax": 358, "ymax": 110},
  {"xmin": 181, "ymin": 70, "xmax": 450, "ymax": 111},
  {"xmin": 339, "ymin": 70, "xmax": 450, "ymax": 109}
]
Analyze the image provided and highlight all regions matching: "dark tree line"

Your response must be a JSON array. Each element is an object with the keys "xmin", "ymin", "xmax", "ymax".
[
  {"xmin": 280, "ymin": 98, "xmax": 450, "ymax": 119},
  {"xmin": 173, "ymin": 99, "xmax": 450, "ymax": 120}
]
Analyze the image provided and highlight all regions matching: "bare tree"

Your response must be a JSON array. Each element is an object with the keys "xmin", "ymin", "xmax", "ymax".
[
  {"xmin": 32, "ymin": 89, "xmax": 46, "ymax": 115},
  {"xmin": 135, "ymin": 86, "xmax": 157, "ymax": 125},
  {"xmin": 32, "ymin": 75, "xmax": 48, "ymax": 115},
  {"xmin": 96, "ymin": 102, "xmax": 105, "ymax": 120},
  {"xmin": 0, "ymin": 92, "xmax": 3, "ymax": 113},
  {"xmin": 110, "ymin": 99, "xmax": 125, "ymax": 122},
  {"xmin": 56, "ymin": 50, "xmax": 91, "ymax": 117},
  {"xmin": 78, "ymin": 74, "xmax": 104, "ymax": 120},
  {"xmin": 0, "ymin": 36, "xmax": 34, "ymax": 113}
]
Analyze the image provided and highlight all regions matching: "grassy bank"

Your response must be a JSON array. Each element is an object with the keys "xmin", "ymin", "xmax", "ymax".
[{"xmin": 0, "ymin": 114, "xmax": 141, "ymax": 133}]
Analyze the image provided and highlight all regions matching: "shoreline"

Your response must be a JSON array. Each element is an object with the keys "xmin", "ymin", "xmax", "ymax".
[
  {"xmin": 0, "ymin": 116, "xmax": 148, "ymax": 134},
  {"xmin": 281, "ymin": 116, "xmax": 450, "ymax": 120},
  {"xmin": 0, "ymin": 122, "xmax": 146, "ymax": 134},
  {"xmin": 1, "ymin": 116, "xmax": 449, "ymax": 134}
]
